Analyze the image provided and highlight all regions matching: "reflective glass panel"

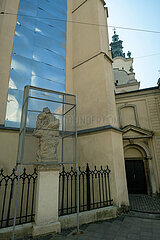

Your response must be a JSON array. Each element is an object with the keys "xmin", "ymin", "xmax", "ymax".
[{"xmin": 6, "ymin": 0, "xmax": 67, "ymax": 128}]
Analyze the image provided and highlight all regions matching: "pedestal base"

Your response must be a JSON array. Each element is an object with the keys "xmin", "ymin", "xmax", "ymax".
[{"xmin": 32, "ymin": 221, "xmax": 61, "ymax": 237}]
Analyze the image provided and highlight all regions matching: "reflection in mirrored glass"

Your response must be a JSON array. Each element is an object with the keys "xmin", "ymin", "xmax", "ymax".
[
  {"xmin": 5, "ymin": 89, "xmax": 24, "ymax": 128},
  {"xmin": 6, "ymin": 0, "xmax": 67, "ymax": 128}
]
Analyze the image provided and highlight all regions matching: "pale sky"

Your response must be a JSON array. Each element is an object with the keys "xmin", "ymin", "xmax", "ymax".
[{"xmin": 105, "ymin": 0, "xmax": 160, "ymax": 89}]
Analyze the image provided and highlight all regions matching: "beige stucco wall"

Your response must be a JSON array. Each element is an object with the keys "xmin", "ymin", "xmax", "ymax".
[
  {"xmin": 65, "ymin": 0, "xmax": 128, "ymax": 205},
  {"xmin": 73, "ymin": 54, "xmax": 118, "ymax": 129},
  {"xmin": 65, "ymin": 0, "xmax": 73, "ymax": 93},
  {"xmin": 78, "ymin": 129, "xmax": 129, "ymax": 206},
  {"xmin": 116, "ymin": 82, "xmax": 140, "ymax": 93},
  {"xmin": 116, "ymin": 88, "xmax": 160, "ymax": 193},
  {"xmin": 0, "ymin": 0, "xmax": 20, "ymax": 124},
  {"xmin": 113, "ymin": 57, "xmax": 133, "ymax": 74},
  {"xmin": 125, "ymin": 148, "xmax": 143, "ymax": 158},
  {"xmin": 66, "ymin": 0, "xmax": 118, "ymax": 129},
  {"xmin": 0, "ymin": 130, "xmax": 19, "ymax": 170},
  {"xmin": 112, "ymin": 57, "xmax": 140, "ymax": 93},
  {"xmin": 0, "ymin": 130, "xmax": 38, "ymax": 172}
]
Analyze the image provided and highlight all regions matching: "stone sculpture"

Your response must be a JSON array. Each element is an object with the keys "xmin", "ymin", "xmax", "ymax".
[{"xmin": 33, "ymin": 107, "xmax": 59, "ymax": 162}]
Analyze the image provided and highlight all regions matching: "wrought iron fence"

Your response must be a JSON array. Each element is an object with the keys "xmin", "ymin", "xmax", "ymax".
[
  {"xmin": 0, "ymin": 168, "xmax": 37, "ymax": 228},
  {"xmin": 59, "ymin": 164, "xmax": 113, "ymax": 216},
  {"xmin": 0, "ymin": 164, "xmax": 112, "ymax": 228}
]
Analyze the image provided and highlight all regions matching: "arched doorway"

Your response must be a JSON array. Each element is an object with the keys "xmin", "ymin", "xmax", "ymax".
[
  {"xmin": 124, "ymin": 146, "xmax": 148, "ymax": 194},
  {"xmin": 125, "ymin": 160, "xmax": 147, "ymax": 194}
]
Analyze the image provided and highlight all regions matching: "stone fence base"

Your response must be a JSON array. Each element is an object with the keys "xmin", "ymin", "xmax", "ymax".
[
  {"xmin": 0, "ymin": 223, "xmax": 32, "ymax": 240},
  {"xmin": 0, "ymin": 206, "xmax": 117, "ymax": 240},
  {"xmin": 59, "ymin": 206, "xmax": 117, "ymax": 229}
]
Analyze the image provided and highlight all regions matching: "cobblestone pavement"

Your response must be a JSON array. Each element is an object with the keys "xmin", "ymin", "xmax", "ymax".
[
  {"xmin": 129, "ymin": 194, "xmax": 160, "ymax": 213},
  {"xmin": 23, "ymin": 213, "xmax": 160, "ymax": 240}
]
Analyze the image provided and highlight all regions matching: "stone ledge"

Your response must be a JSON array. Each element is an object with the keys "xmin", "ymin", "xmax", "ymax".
[
  {"xmin": 32, "ymin": 221, "xmax": 61, "ymax": 237},
  {"xmin": 0, "ymin": 223, "xmax": 32, "ymax": 240},
  {"xmin": 78, "ymin": 125, "xmax": 122, "ymax": 136},
  {"xmin": 59, "ymin": 206, "xmax": 117, "ymax": 229}
]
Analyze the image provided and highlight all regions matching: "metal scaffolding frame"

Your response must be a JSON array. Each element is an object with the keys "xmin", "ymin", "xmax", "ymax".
[{"xmin": 12, "ymin": 85, "xmax": 79, "ymax": 239}]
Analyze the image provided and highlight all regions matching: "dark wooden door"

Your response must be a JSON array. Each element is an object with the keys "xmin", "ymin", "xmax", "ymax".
[{"xmin": 125, "ymin": 160, "xmax": 147, "ymax": 194}]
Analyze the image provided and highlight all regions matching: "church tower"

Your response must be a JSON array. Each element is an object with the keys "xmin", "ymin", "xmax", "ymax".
[
  {"xmin": 110, "ymin": 30, "xmax": 140, "ymax": 93},
  {"xmin": 110, "ymin": 30, "xmax": 125, "ymax": 59}
]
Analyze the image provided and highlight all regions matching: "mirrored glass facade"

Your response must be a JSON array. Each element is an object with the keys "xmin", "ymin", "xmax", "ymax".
[{"xmin": 5, "ymin": 0, "xmax": 67, "ymax": 128}]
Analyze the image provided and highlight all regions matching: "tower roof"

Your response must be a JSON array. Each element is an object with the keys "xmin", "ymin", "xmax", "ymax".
[{"xmin": 110, "ymin": 30, "xmax": 131, "ymax": 59}]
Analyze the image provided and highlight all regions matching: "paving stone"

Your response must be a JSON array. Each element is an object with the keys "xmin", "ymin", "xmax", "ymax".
[
  {"xmin": 152, "ymin": 237, "xmax": 160, "ymax": 240},
  {"xmin": 140, "ymin": 231, "xmax": 153, "ymax": 237},
  {"xmin": 115, "ymin": 231, "xmax": 128, "ymax": 237},
  {"xmin": 127, "ymin": 233, "xmax": 140, "ymax": 240},
  {"xmin": 129, "ymin": 194, "xmax": 160, "ymax": 213},
  {"xmin": 21, "ymin": 206, "xmax": 160, "ymax": 240},
  {"xmin": 129, "ymin": 227, "xmax": 141, "ymax": 234},
  {"xmin": 141, "ymin": 236, "xmax": 153, "ymax": 240},
  {"xmin": 114, "ymin": 237, "xmax": 127, "ymax": 240},
  {"xmin": 102, "ymin": 234, "xmax": 115, "ymax": 239},
  {"xmin": 140, "ymin": 226, "xmax": 152, "ymax": 231}
]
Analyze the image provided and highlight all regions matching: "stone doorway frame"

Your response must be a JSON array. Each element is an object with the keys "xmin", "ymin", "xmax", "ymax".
[{"xmin": 124, "ymin": 143, "xmax": 155, "ymax": 195}]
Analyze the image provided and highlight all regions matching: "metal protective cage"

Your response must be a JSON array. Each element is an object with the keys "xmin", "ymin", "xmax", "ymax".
[{"xmin": 16, "ymin": 85, "xmax": 77, "ymax": 166}]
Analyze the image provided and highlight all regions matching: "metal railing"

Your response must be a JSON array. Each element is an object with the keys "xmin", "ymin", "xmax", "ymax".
[
  {"xmin": 0, "ymin": 164, "xmax": 113, "ymax": 228},
  {"xmin": 0, "ymin": 168, "xmax": 37, "ymax": 228},
  {"xmin": 59, "ymin": 164, "xmax": 113, "ymax": 216}
]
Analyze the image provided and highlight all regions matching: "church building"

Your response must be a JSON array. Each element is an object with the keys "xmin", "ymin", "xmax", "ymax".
[
  {"xmin": 0, "ymin": 2, "xmax": 160, "ymax": 233},
  {"xmin": 110, "ymin": 31, "xmax": 160, "ymax": 195}
]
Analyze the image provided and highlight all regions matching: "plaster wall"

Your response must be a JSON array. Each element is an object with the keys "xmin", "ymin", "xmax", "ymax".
[
  {"xmin": 65, "ymin": 0, "xmax": 73, "ymax": 93},
  {"xmin": 125, "ymin": 148, "xmax": 143, "ymax": 158},
  {"xmin": 66, "ymin": 0, "xmax": 118, "ymax": 129},
  {"xmin": 117, "ymin": 99, "xmax": 150, "ymax": 129},
  {"xmin": 0, "ymin": 130, "xmax": 38, "ymax": 172},
  {"xmin": 78, "ymin": 129, "xmax": 129, "ymax": 206},
  {"xmin": 65, "ymin": 0, "xmax": 128, "ymax": 205},
  {"xmin": 114, "ymin": 69, "xmax": 136, "ymax": 84},
  {"xmin": 116, "ymin": 83, "xmax": 139, "ymax": 93},
  {"xmin": 72, "ymin": 0, "xmax": 108, "ymax": 67},
  {"xmin": 113, "ymin": 57, "xmax": 133, "ymax": 74},
  {"xmin": 73, "ymin": 54, "xmax": 118, "ymax": 129},
  {"xmin": 0, "ymin": 0, "xmax": 20, "ymax": 124}
]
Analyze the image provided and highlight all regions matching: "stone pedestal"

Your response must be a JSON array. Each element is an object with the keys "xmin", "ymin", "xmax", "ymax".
[{"xmin": 32, "ymin": 165, "xmax": 61, "ymax": 237}]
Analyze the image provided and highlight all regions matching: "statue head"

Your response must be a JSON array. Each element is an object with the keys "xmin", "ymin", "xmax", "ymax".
[{"xmin": 43, "ymin": 107, "xmax": 51, "ymax": 114}]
